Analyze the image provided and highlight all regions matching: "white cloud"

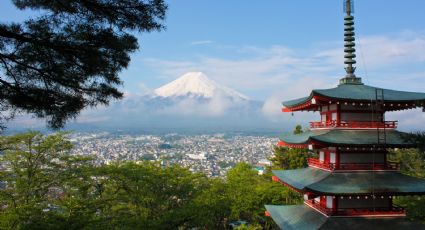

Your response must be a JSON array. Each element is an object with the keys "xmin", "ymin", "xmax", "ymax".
[
  {"xmin": 154, "ymin": 96, "xmax": 232, "ymax": 117},
  {"xmin": 261, "ymin": 77, "xmax": 330, "ymax": 120},
  {"xmin": 144, "ymin": 31, "xmax": 425, "ymax": 94},
  {"xmin": 386, "ymin": 108, "xmax": 425, "ymax": 131},
  {"xmin": 316, "ymin": 31, "xmax": 425, "ymax": 69},
  {"xmin": 142, "ymin": 46, "xmax": 335, "ymax": 94},
  {"xmin": 190, "ymin": 40, "xmax": 213, "ymax": 45},
  {"xmin": 7, "ymin": 114, "xmax": 45, "ymax": 129},
  {"xmin": 75, "ymin": 114, "xmax": 110, "ymax": 124}
]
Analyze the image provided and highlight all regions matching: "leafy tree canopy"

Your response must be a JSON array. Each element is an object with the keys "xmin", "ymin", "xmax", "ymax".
[
  {"xmin": 386, "ymin": 132, "xmax": 425, "ymax": 223},
  {"xmin": 0, "ymin": 0, "xmax": 167, "ymax": 129},
  {"xmin": 293, "ymin": 124, "xmax": 303, "ymax": 134},
  {"xmin": 0, "ymin": 131, "xmax": 302, "ymax": 229},
  {"xmin": 270, "ymin": 146, "xmax": 308, "ymax": 170}
]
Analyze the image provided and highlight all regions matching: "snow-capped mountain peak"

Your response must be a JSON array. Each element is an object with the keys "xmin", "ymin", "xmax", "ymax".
[{"xmin": 154, "ymin": 72, "xmax": 249, "ymax": 100}]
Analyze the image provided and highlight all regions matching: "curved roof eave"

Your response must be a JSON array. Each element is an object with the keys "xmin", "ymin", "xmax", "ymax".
[
  {"xmin": 280, "ymin": 130, "xmax": 416, "ymax": 148},
  {"xmin": 273, "ymin": 168, "xmax": 425, "ymax": 195},
  {"xmin": 282, "ymin": 84, "xmax": 425, "ymax": 110}
]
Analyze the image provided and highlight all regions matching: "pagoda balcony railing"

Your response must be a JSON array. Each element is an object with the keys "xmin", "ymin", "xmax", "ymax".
[
  {"xmin": 305, "ymin": 200, "xmax": 406, "ymax": 217},
  {"xmin": 308, "ymin": 158, "xmax": 335, "ymax": 170},
  {"xmin": 308, "ymin": 158, "xmax": 400, "ymax": 171},
  {"xmin": 309, "ymin": 120, "xmax": 397, "ymax": 129}
]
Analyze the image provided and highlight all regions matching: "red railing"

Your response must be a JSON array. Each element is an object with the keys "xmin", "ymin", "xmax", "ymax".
[
  {"xmin": 308, "ymin": 158, "xmax": 335, "ymax": 170},
  {"xmin": 304, "ymin": 199, "xmax": 333, "ymax": 216},
  {"xmin": 310, "ymin": 120, "xmax": 397, "ymax": 129},
  {"xmin": 305, "ymin": 200, "xmax": 406, "ymax": 217},
  {"xmin": 308, "ymin": 158, "xmax": 400, "ymax": 171}
]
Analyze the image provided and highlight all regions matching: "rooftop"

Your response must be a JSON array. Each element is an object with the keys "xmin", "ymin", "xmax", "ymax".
[
  {"xmin": 279, "ymin": 129, "xmax": 415, "ymax": 148},
  {"xmin": 273, "ymin": 167, "xmax": 425, "ymax": 195},
  {"xmin": 265, "ymin": 205, "xmax": 424, "ymax": 230},
  {"xmin": 282, "ymin": 84, "xmax": 425, "ymax": 112}
]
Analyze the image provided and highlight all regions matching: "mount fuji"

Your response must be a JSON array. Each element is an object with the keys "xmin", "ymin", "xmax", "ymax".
[
  {"xmin": 48, "ymin": 72, "xmax": 274, "ymax": 132},
  {"xmin": 153, "ymin": 72, "xmax": 249, "ymax": 101},
  {"xmin": 9, "ymin": 72, "xmax": 293, "ymax": 132}
]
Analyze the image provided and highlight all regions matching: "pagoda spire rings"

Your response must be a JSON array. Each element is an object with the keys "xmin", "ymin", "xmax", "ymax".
[
  {"xmin": 344, "ymin": 14, "xmax": 356, "ymax": 77},
  {"xmin": 340, "ymin": 0, "xmax": 362, "ymax": 85}
]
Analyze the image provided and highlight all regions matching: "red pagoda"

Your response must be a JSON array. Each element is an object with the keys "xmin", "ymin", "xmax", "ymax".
[{"xmin": 265, "ymin": 1, "xmax": 425, "ymax": 229}]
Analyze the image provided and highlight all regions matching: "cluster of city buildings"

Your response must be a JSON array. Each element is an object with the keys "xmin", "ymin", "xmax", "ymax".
[{"xmin": 70, "ymin": 132, "xmax": 275, "ymax": 177}]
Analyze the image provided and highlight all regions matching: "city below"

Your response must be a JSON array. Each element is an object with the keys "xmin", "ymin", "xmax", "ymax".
[{"xmin": 70, "ymin": 132, "xmax": 276, "ymax": 177}]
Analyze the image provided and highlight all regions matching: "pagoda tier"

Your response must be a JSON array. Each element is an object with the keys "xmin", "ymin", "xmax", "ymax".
[
  {"xmin": 282, "ymin": 84, "xmax": 425, "ymax": 113},
  {"xmin": 278, "ymin": 129, "xmax": 413, "ymax": 148},
  {"xmin": 265, "ymin": 205, "xmax": 425, "ymax": 230},
  {"xmin": 278, "ymin": 130, "xmax": 414, "ymax": 172},
  {"xmin": 272, "ymin": 168, "xmax": 425, "ymax": 196},
  {"xmin": 271, "ymin": 167, "xmax": 425, "ymax": 218}
]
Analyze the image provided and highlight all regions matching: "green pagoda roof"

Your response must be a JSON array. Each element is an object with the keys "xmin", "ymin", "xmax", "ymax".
[
  {"xmin": 280, "ymin": 129, "xmax": 414, "ymax": 147},
  {"xmin": 265, "ymin": 205, "xmax": 424, "ymax": 230},
  {"xmin": 273, "ymin": 167, "xmax": 425, "ymax": 195},
  {"xmin": 282, "ymin": 84, "xmax": 425, "ymax": 109},
  {"xmin": 273, "ymin": 167, "xmax": 330, "ymax": 191}
]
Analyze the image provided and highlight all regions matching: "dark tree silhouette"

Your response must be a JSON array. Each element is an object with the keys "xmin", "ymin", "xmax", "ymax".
[{"xmin": 0, "ymin": 0, "xmax": 167, "ymax": 129}]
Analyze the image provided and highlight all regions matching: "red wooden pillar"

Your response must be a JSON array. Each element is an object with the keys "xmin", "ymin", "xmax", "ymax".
[
  {"xmin": 337, "ymin": 103, "xmax": 341, "ymax": 126},
  {"xmin": 324, "ymin": 149, "xmax": 330, "ymax": 164},
  {"xmin": 335, "ymin": 148, "xmax": 340, "ymax": 170},
  {"xmin": 333, "ymin": 196, "xmax": 338, "ymax": 211},
  {"xmin": 320, "ymin": 196, "xmax": 326, "ymax": 207}
]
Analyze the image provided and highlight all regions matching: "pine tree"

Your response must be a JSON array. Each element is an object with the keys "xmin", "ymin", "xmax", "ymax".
[{"xmin": 0, "ymin": 0, "xmax": 167, "ymax": 129}]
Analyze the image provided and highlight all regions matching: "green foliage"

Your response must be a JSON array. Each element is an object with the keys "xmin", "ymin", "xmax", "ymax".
[
  {"xmin": 0, "ymin": 132, "xmax": 302, "ymax": 229},
  {"xmin": 394, "ymin": 196, "xmax": 425, "ymax": 223},
  {"xmin": 192, "ymin": 178, "xmax": 230, "ymax": 229},
  {"xmin": 270, "ymin": 146, "xmax": 308, "ymax": 170},
  {"xmin": 235, "ymin": 223, "xmax": 263, "ymax": 230},
  {"xmin": 389, "ymin": 148, "xmax": 425, "ymax": 223},
  {"xmin": 94, "ymin": 162, "xmax": 210, "ymax": 229},
  {"xmin": 388, "ymin": 148, "xmax": 425, "ymax": 178},
  {"xmin": 293, "ymin": 125, "xmax": 303, "ymax": 134},
  {"xmin": 0, "ymin": 131, "xmax": 98, "ymax": 229},
  {"xmin": 226, "ymin": 163, "xmax": 261, "ymax": 221},
  {"xmin": 403, "ymin": 132, "xmax": 425, "ymax": 154},
  {"xmin": 225, "ymin": 163, "xmax": 302, "ymax": 228},
  {"xmin": 0, "ymin": 0, "xmax": 167, "ymax": 129}
]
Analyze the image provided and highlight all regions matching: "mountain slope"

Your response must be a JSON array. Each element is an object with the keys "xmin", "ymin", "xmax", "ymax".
[{"xmin": 154, "ymin": 72, "xmax": 249, "ymax": 100}]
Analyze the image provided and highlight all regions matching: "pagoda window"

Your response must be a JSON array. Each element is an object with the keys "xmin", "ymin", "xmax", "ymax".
[
  {"xmin": 319, "ymin": 104, "xmax": 339, "ymax": 126},
  {"xmin": 321, "ymin": 114, "xmax": 326, "ymax": 123},
  {"xmin": 340, "ymin": 112, "xmax": 379, "ymax": 122},
  {"xmin": 338, "ymin": 197, "xmax": 390, "ymax": 209},
  {"xmin": 339, "ymin": 152, "xmax": 385, "ymax": 164},
  {"xmin": 330, "ymin": 152, "xmax": 336, "ymax": 164},
  {"xmin": 326, "ymin": 196, "xmax": 333, "ymax": 209},
  {"xmin": 340, "ymin": 104, "xmax": 371, "ymax": 111},
  {"xmin": 319, "ymin": 151, "xmax": 325, "ymax": 163},
  {"xmin": 331, "ymin": 112, "xmax": 337, "ymax": 121}
]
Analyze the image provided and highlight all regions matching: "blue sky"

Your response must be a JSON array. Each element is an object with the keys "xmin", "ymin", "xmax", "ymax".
[
  {"xmin": 3, "ymin": 0, "xmax": 425, "ymax": 130},
  {"xmin": 2, "ymin": 0, "xmax": 425, "ymax": 99},
  {"xmin": 131, "ymin": 0, "xmax": 425, "ymax": 100}
]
